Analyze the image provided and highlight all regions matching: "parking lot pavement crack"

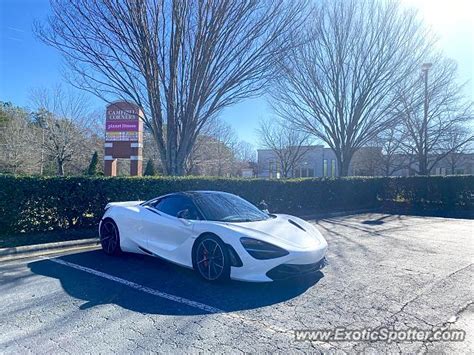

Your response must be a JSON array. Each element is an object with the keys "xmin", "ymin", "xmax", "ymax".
[
  {"xmin": 389, "ymin": 262, "xmax": 473, "ymax": 320},
  {"xmin": 439, "ymin": 262, "xmax": 473, "ymax": 281},
  {"xmin": 49, "ymin": 336, "xmax": 72, "ymax": 354},
  {"xmin": 365, "ymin": 261, "xmax": 474, "ymax": 344},
  {"xmin": 405, "ymin": 301, "xmax": 474, "ymax": 336},
  {"xmin": 126, "ymin": 324, "xmax": 146, "ymax": 338},
  {"xmin": 440, "ymin": 301, "xmax": 473, "ymax": 327},
  {"xmin": 126, "ymin": 337, "xmax": 149, "ymax": 352},
  {"xmin": 221, "ymin": 313, "xmax": 290, "ymax": 335},
  {"xmin": 406, "ymin": 313, "xmax": 436, "ymax": 327}
]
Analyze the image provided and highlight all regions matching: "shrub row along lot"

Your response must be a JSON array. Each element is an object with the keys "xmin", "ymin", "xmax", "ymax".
[
  {"xmin": 1, "ymin": 174, "xmax": 472, "ymax": 234},
  {"xmin": 1, "ymin": 213, "xmax": 472, "ymax": 353}
]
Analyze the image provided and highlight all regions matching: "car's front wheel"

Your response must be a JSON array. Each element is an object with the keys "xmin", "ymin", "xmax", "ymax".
[
  {"xmin": 193, "ymin": 235, "xmax": 230, "ymax": 282},
  {"xmin": 99, "ymin": 218, "xmax": 121, "ymax": 255}
]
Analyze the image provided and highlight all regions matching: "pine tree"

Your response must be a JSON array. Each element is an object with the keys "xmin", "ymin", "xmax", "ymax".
[
  {"xmin": 144, "ymin": 159, "xmax": 156, "ymax": 176},
  {"xmin": 86, "ymin": 151, "xmax": 99, "ymax": 175}
]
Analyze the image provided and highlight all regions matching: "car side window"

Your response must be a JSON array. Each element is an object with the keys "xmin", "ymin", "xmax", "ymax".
[{"xmin": 154, "ymin": 196, "xmax": 201, "ymax": 220}]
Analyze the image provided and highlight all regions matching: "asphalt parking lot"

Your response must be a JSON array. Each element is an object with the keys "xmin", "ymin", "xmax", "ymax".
[{"xmin": 1, "ymin": 213, "xmax": 472, "ymax": 353}]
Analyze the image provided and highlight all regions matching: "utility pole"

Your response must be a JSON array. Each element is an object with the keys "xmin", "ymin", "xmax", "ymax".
[{"xmin": 421, "ymin": 62, "xmax": 432, "ymax": 175}]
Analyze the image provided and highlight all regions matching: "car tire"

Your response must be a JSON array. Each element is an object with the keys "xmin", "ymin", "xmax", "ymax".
[
  {"xmin": 193, "ymin": 235, "xmax": 230, "ymax": 282},
  {"xmin": 99, "ymin": 218, "xmax": 122, "ymax": 256}
]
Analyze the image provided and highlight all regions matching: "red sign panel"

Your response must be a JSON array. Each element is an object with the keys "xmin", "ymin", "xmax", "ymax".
[
  {"xmin": 106, "ymin": 120, "xmax": 139, "ymax": 131},
  {"xmin": 105, "ymin": 102, "xmax": 142, "ymax": 142}
]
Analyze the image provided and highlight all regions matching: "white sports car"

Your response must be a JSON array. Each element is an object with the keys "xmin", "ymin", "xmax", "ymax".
[{"xmin": 99, "ymin": 191, "xmax": 328, "ymax": 282}]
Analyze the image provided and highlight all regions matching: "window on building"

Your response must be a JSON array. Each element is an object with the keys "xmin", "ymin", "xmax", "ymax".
[
  {"xmin": 323, "ymin": 159, "xmax": 328, "ymax": 177},
  {"xmin": 269, "ymin": 162, "xmax": 276, "ymax": 179},
  {"xmin": 293, "ymin": 166, "xmax": 314, "ymax": 178},
  {"xmin": 269, "ymin": 162, "xmax": 281, "ymax": 178},
  {"xmin": 455, "ymin": 169, "xmax": 464, "ymax": 175},
  {"xmin": 331, "ymin": 160, "xmax": 336, "ymax": 177},
  {"xmin": 434, "ymin": 167, "xmax": 447, "ymax": 176}
]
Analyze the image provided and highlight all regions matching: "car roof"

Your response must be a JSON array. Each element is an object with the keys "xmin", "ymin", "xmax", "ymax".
[
  {"xmin": 142, "ymin": 190, "xmax": 235, "ymax": 206},
  {"xmin": 158, "ymin": 190, "xmax": 234, "ymax": 199},
  {"xmin": 184, "ymin": 190, "xmax": 231, "ymax": 195}
]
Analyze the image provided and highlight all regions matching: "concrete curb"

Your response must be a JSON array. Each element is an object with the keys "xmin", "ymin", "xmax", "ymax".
[{"xmin": 0, "ymin": 238, "xmax": 100, "ymax": 262}]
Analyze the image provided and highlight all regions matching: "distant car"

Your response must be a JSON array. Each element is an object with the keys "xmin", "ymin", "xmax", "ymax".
[{"xmin": 99, "ymin": 191, "xmax": 328, "ymax": 282}]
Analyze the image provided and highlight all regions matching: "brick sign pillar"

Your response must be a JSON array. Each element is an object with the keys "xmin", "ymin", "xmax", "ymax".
[{"xmin": 104, "ymin": 101, "xmax": 144, "ymax": 176}]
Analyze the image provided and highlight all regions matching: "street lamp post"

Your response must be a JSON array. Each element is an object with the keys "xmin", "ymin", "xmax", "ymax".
[
  {"xmin": 40, "ymin": 128, "xmax": 45, "ymax": 175},
  {"xmin": 421, "ymin": 63, "xmax": 432, "ymax": 175}
]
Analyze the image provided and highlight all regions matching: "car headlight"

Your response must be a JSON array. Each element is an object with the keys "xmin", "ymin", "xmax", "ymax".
[{"xmin": 240, "ymin": 237, "xmax": 289, "ymax": 260}]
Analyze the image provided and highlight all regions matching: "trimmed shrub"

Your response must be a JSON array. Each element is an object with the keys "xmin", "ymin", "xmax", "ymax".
[
  {"xmin": 379, "ymin": 175, "xmax": 474, "ymax": 210},
  {"xmin": 144, "ymin": 159, "xmax": 156, "ymax": 176},
  {"xmin": 0, "ymin": 175, "xmax": 472, "ymax": 234},
  {"xmin": 86, "ymin": 151, "xmax": 100, "ymax": 176}
]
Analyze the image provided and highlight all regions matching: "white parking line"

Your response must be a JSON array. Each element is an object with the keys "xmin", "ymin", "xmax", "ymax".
[
  {"xmin": 49, "ymin": 258, "xmax": 333, "ymax": 350},
  {"xmin": 50, "ymin": 258, "xmax": 222, "ymax": 314}
]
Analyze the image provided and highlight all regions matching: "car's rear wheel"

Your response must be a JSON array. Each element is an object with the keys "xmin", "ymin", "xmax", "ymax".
[
  {"xmin": 99, "ymin": 219, "xmax": 121, "ymax": 255},
  {"xmin": 193, "ymin": 235, "xmax": 230, "ymax": 282}
]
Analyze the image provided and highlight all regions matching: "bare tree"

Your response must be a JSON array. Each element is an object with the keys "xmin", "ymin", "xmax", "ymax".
[
  {"xmin": 374, "ymin": 126, "xmax": 408, "ymax": 176},
  {"xmin": 231, "ymin": 140, "xmax": 256, "ymax": 177},
  {"xmin": 271, "ymin": 0, "xmax": 432, "ymax": 176},
  {"xmin": 233, "ymin": 140, "xmax": 256, "ymax": 164},
  {"xmin": 350, "ymin": 147, "xmax": 383, "ymax": 176},
  {"xmin": 208, "ymin": 119, "xmax": 238, "ymax": 176},
  {"xmin": 395, "ymin": 57, "xmax": 473, "ymax": 175},
  {"xmin": 184, "ymin": 117, "xmax": 218, "ymax": 175},
  {"xmin": 36, "ymin": 0, "xmax": 306, "ymax": 176},
  {"xmin": 183, "ymin": 119, "xmax": 255, "ymax": 176},
  {"xmin": 30, "ymin": 86, "xmax": 100, "ymax": 175},
  {"xmin": 0, "ymin": 103, "xmax": 39, "ymax": 174},
  {"xmin": 440, "ymin": 126, "xmax": 473, "ymax": 175},
  {"xmin": 257, "ymin": 118, "xmax": 310, "ymax": 178},
  {"xmin": 186, "ymin": 119, "xmax": 237, "ymax": 176}
]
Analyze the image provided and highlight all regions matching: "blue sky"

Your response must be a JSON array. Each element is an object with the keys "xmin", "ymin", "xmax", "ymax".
[{"xmin": 1, "ymin": 0, "xmax": 473, "ymax": 147}]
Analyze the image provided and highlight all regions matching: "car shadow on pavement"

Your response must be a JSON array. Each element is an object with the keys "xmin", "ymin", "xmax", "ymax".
[
  {"xmin": 361, "ymin": 214, "xmax": 394, "ymax": 225},
  {"xmin": 28, "ymin": 250, "xmax": 323, "ymax": 316}
]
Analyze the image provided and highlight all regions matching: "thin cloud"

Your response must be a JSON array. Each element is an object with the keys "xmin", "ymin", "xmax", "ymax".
[
  {"xmin": 7, "ymin": 26, "xmax": 26, "ymax": 33},
  {"xmin": 6, "ymin": 36, "xmax": 23, "ymax": 42}
]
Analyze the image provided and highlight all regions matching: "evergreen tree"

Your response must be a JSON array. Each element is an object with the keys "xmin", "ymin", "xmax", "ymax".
[
  {"xmin": 144, "ymin": 159, "xmax": 156, "ymax": 176},
  {"xmin": 86, "ymin": 151, "xmax": 99, "ymax": 175}
]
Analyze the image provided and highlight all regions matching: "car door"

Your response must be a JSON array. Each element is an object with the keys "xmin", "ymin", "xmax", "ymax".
[{"xmin": 142, "ymin": 195, "xmax": 201, "ymax": 263}]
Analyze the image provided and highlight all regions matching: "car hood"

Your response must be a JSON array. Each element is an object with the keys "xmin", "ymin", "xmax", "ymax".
[{"xmin": 223, "ymin": 214, "xmax": 325, "ymax": 249}]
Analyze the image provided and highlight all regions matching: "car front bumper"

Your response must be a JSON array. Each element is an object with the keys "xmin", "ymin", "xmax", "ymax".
[
  {"xmin": 265, "ymin": 257, "xmax": 328, "ymax": 281},
  {"xmin": 229, "ymin": 241, "xmax": 328, "ymax": 282}
]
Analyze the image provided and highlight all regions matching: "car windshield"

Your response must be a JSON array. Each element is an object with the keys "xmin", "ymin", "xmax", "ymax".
[{"xmin": 193, "ymin": 192, "xmax": 269, "ymax": 222}]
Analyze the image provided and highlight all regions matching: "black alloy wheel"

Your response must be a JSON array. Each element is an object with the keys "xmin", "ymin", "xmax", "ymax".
[
  {"xmin": 194, "ymin": 236, "xmax": 230, "ymax": 282},
  {"xmin": 99, "ymin": 219, "xmax": 121, "ymax": 255}
]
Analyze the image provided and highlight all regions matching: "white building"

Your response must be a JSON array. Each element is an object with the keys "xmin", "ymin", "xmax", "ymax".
[
  {"xmin": 257, "ymin": 145, "xmax": 339, "ymax": 178},
  {"xmin": 257, "ymin": 145, "xmax": 474, "ymax": 178}
]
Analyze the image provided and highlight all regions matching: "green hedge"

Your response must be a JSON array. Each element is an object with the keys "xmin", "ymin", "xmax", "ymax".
[
  {"xmin": 379, "ymin": 175, "xmax": 474, "ymax": 210},
  {"xmin": 0, "ymin": 175, "xmax": 472, "ymax": 234}
]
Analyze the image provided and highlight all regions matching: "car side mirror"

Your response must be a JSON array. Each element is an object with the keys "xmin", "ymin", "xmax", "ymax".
[{"xmin": 177, "ymin": 209, "xmax": 190, "ymax": 219}]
